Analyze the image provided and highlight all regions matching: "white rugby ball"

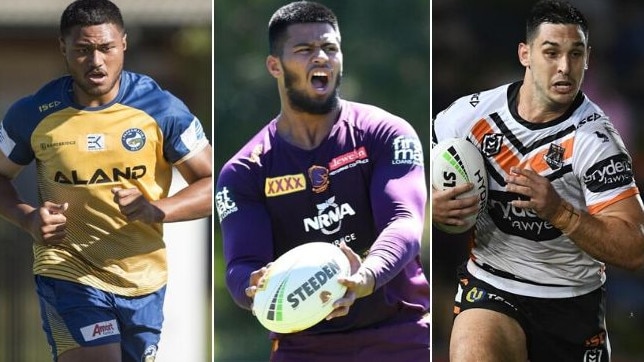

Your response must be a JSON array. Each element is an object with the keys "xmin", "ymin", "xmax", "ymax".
[
  {"xmin": 431, "ymin": 138, "xmax": 488, "ymax": 234},
  {"xmin": 252, "ymin": 242, "xmax": 351, "ymax": 334}
]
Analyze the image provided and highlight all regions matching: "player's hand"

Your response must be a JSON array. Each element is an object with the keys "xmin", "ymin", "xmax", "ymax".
[
  {"xmin": 28, "ymin": 201, "xmax": 68, "ymax": 245},
  {"xmin": 245, "ymin": 263, "xmax": 272, "ymax": 314},
  {"xmin": 505, "ymin": 166, "xmax": 562, "ymax": 220},
  {"xmin": 326, "ymin": 242, "xmax": 374, "ymax": 320},
  {"xmin": 111, "ymin": 187, "xmax": 164, "ymax": 223},
  {"xmin": 431, "ymin": 183, "xmax": 479, "ymax": 226}
]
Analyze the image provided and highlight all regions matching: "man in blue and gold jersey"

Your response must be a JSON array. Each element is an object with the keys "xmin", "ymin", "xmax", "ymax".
[{"xmin": 0, "ymin": 0, "xmax": 212, "ymax": 361}]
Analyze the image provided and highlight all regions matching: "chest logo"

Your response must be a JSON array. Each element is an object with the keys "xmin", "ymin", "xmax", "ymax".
[
  {"xmin": 544, "ymin": 143, "xmax": 565, "ymax": 170},
  {"xmin": 308, "ymin": 165, "xmax": 329, "ymax": 193},
  {"xmin": 121, "ymin": 128, "xmax": 146, "ymax": 152},
  {"xmin": 265, "ymin": 174, "xmax": 306, "ymax": 197},
  {"xmin": 482, "ymin": 133, "xmax": 503, "ymax": 157}
]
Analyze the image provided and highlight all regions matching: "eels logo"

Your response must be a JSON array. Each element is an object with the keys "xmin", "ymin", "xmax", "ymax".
[{"xmin": 121, "ymin": 128, "xmax": 146, "ymax": 151}]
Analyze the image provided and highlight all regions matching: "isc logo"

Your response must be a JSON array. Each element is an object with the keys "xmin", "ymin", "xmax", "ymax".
[{"xmin": 38, "ymin": 101, "xmax": 61, "ymax": 112}]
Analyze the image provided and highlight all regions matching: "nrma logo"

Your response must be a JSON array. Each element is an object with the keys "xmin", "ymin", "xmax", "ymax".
[
  {"xmin": 265, "ymin": 279, "xmax": 289, "ymax": 322},
  {"xmin": 303, "ymin": 197, "xmax": 355, "ymax": 235}
]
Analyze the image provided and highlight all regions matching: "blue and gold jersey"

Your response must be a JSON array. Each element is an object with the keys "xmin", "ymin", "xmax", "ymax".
[{"xmin": 0, "ymin": 71, "xmax": 209, "ymax": 296}]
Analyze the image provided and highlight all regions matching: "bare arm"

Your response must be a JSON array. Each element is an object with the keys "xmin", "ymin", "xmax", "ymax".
[
  {"xmin": 0, "ymin": 152, "xmax": 68, "ymax": 243},
  {"xmin": 507, "ymin": 166, "xmax": 644, "ymax": 270},
  {"xmin": 0, "ymin": 152, "xmax": 34, "ymax": 230},
  {"xmin": 154, "ymin": 144, "xmax": 213, "ymax": 222},
  {"xmin": 555, "ymin": 196, "xmax": 644, "ymax": 270},
  {"xmin": 112, "ymin": 144, "xmax": 213, "ymax": 223}
]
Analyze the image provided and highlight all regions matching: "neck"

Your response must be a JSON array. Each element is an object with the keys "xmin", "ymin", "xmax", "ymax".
[
  {"xmin": 517, "ymin": 82, "xmax": 567, "ymax": 123},
  {"xmin": 276, "ymin": 103, "xmax": 341, "ymax": 150}
]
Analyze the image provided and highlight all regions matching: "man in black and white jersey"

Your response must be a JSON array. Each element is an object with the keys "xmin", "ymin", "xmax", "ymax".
[{"xmin": 432, "ymin": 1, "xmax": 644, "ymax": 361}]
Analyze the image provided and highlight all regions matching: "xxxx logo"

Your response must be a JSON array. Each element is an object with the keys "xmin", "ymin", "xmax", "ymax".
[{"xmin": 265, "ymin": 174, "xmax": 306, "ymax": 197}]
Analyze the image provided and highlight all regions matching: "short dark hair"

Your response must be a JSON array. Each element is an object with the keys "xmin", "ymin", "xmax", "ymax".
[
  {"xmin": 268, "ymin": 1, "xmax": 340, "ymax": 56},
  {"xmin": 60, "ymin": 0, "xmax": 125, "ymax": 37},
  {"xmin": 526, "ymin": 0, "xmax": 588, "ymax": 43}
]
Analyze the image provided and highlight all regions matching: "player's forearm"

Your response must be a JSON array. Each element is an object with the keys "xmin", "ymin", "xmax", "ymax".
[
  {"xmin": 556, "ymin": 203, "xmax": 644, "ymax": 270},
  {"xmin": 155, "ymin": 176, "xmax": 212, "ymax": 222},
  {"xmin": 361, "ymin": 216, "xmax": 424, "ymax": 290},
  {"xmin": 0, "ymin": 175, "xmax": 36, "ymax": 232}
]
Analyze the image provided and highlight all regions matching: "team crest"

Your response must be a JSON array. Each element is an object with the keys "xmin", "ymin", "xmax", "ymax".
[
  {"xmin": 121, "ymin": 128, "xmax": 146, "ymax": 151},
  {"xmin": 308, "ymin": 165, "xmax": 329, "ymax": 193},
  {"xmin": 583, "ymin": 349, "xmax": 602, "ymax": 362},
  {"xmin": 544, "ymin": 143, "xmax": 565, "ymax": 170},
  {"xmin": 482, "ymin": 133, "xmax": 503, "ymax": 157},
  {"xmin": 143, "ymin": 344, "xmax": 158, "ymax": 361}
]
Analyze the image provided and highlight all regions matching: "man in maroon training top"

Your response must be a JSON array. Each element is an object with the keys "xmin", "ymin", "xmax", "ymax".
[{"xmin": 216, "ymin": 2, "xmax": 429, "ymax": 361}]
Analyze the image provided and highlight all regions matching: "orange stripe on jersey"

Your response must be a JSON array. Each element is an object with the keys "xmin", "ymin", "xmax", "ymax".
[
  {"xmin": 587, "ymin": 187, "xmax": 640, "ymax": 215},
  {"xmin": 496, "ymin": 145, "xmax": 522, "ymax": 175},
  {"xmin": 522, "ymin": 137, "xmax": 574, "ymax": 173},
  {"xmin": 471, "ymin": 118, "xmax": 522, "ymax": 175},
  {"xmin": 471, "ymin": 118, "xmax": 493, "ymax": 143}
]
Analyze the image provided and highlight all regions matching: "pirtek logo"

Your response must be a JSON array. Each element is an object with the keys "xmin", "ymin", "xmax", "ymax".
[{"xmin": 265, "ymin": 174, "xmax": 306, "ymax": 197}]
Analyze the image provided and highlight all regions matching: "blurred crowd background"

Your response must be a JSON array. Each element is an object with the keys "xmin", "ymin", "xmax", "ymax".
[
  {"xmin": 214, "ymin": 0, "xmax": 429, "ymax": 360},
  {"xmin": 432, "ymin": 0, "xmax": 644, "ymax": 361}
]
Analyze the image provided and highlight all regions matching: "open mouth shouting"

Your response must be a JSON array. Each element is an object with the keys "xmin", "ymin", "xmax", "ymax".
[{"xmin": 310, "ymin": 70, "xmax": 332, "ymax": 94}]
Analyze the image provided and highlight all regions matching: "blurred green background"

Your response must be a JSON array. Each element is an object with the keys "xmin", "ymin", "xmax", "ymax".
[{"xmin": 213, "ymin": 1, "xmax": 430, "ymax": 360}]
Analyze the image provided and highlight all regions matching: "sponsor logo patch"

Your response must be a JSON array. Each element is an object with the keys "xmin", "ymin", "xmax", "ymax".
[
  {"xmin": 303, "ymin": 197, "xmax": 355, "ymax": 235},
  {"xmin": 87, "ymin": 134, "xmax": 106, "ymax": 151},
  {"xmin": 488, "ymin": 190, "xmax": 561, "ymax": 241},
  {"xmin": 328, "ymin": 147, "xmax": 368, "ymax": 173},
  {"xmin": 143, "ymin": 344, "xmax": 158, "ymax": 361},
  {"xmin": 0, "ymin": 122, "xmax": 16, "ymax": 156},
  {"xmin": 180, "ymin": 117, "xmax": 206, "ymax": 151},
  {"xmin": 216, "ymin": 186, "xmax": 238, "ymax": 222},
  {"xmin": 583, "ymin": 154, "xmax": 633, "ymax": 192},
  {"xmin": 80, "ymin": 319, "xmax": 120, "ymax": 342},
  {"xmin": 392, "ymin": 135, "xmax": 423, "ymax": 166},
  {"xmin": 265, "ymin": 174, "xmax": 306, "ymax": 197},
  {"xmin": 465, "ymin": 287, "xmax": 485, "ymax": 303},
  {"xmin": 469, "ymin": 92, "xmax": 480, "ymax": 107}
]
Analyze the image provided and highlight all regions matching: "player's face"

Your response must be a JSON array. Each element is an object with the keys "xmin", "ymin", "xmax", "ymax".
[
  {"xmin": 521, "ymin": 23, "xmax": 589, "ymax": 109},
  {"xmin": 60, "ymin": 23, "xmax": 127, "ymax": 107},
  {"xmin": 278, "ymin": 22, "xmax": 343, "ymax": 114}
]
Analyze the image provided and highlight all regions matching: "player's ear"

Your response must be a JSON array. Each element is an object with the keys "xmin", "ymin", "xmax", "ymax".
[
  {"xmin": 122, "ymin": 33, "xmax": 128, "ymax": 52},
  {"xmin": 584, "ymin": 46, "xmax": 591, "ymax": 70},
  {"xmin": 59, "ymin": 37, "xmax": 66, "ymax": 56},
  {"xmin": 266, "ymin": 55, "xmax": 282, "ymax": 78},
  {"xmin": 518, "ymin": 42, "xmax": 530, "ymax": 68}
]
